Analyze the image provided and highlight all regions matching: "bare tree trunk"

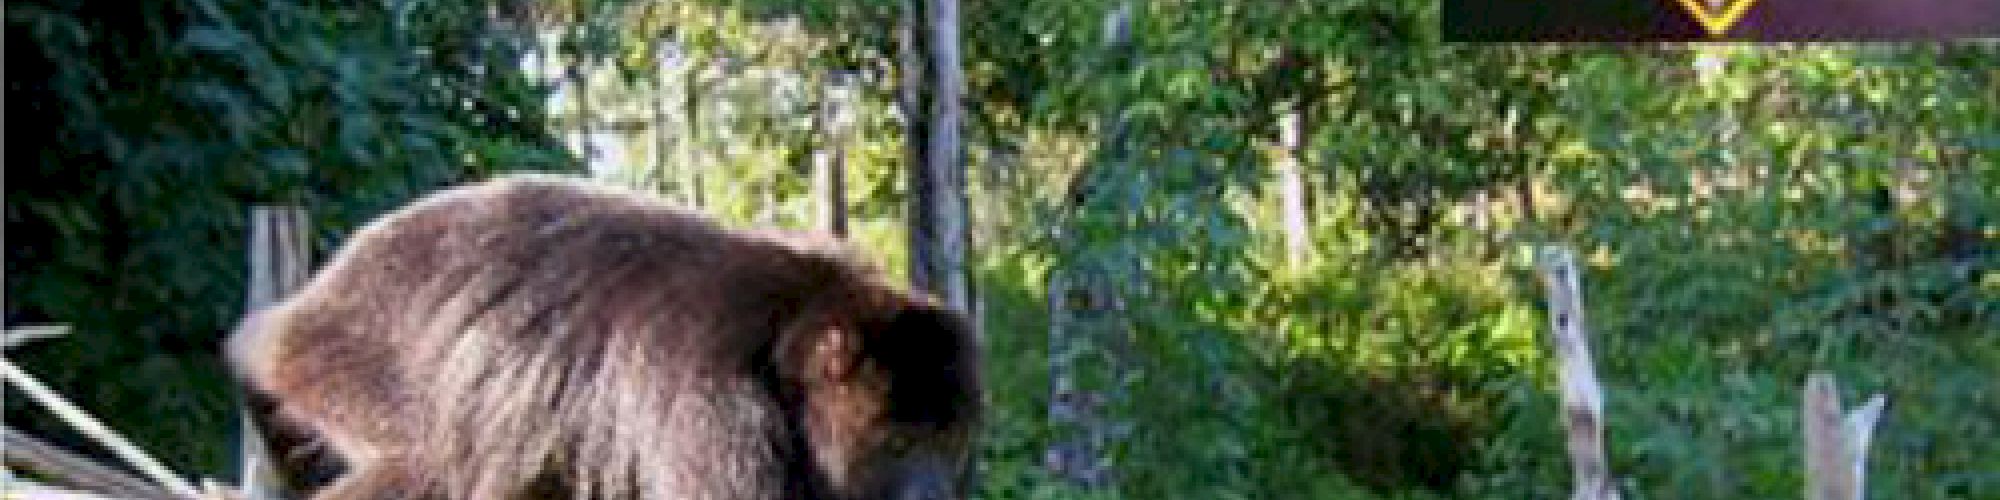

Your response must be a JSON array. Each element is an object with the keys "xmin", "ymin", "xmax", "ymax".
[
  {"xmin": 928, "ymin": 0, "xmax": 971, "ymax": 314},
  {"xmin": 894, "ymin": 0, "xmax": 975, "ymax": 491},
  {"xmin": 897, "ymin": 0, "xmax": 930, "ymax": 280},
  {"xmin": 1276, "ymin": 104, "xmax": 1311, "ymax": 265},
  {"xmin": 900, "ymin": 0, "xmax": 971, "ymax": 315}
]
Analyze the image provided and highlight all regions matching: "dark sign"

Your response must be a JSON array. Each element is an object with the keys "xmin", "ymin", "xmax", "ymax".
[{"xmin": 1444, "ymin": 0, "xmax": 2000, "ymax": 42}]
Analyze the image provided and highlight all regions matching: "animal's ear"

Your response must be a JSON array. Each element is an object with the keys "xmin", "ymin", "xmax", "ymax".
[{"xmin": 805, "ymin": 321, "xmax": 861, "ymax": 381}]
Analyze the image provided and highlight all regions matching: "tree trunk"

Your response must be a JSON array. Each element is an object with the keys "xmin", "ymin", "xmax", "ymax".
[
  {"xmin": 899, "ymin": 0, "xmax": 976, "ymax": 490},
  {"xmin": 900, "ymin": 0, "xmax": 971, "ymax": 315}
]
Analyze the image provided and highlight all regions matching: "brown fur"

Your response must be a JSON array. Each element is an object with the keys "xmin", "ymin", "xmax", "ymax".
[{"xmin": 228, "ymin": 174, "xmax": 981, "ymax": 499}]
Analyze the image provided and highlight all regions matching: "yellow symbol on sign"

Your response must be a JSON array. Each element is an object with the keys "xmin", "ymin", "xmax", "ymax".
[{"xmin": 1673, "ymin": 0, "xmax": 1759, "ymax": 36}]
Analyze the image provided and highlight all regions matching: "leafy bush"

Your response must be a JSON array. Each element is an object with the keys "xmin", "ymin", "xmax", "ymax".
[{"xmin": 5, "ymin": 0, "xmax": 573, "ymax": 474}]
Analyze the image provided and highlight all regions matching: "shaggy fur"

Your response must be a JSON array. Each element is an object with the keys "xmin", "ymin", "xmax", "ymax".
[{"xmin": 228, "ymin": 174, "xmax": 981, "ymax": 499}]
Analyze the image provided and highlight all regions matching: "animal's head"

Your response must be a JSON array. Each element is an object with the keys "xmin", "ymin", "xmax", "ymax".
[{"xmin": 784, "ymin": 301, "xmax": 982, "ymax": 500}]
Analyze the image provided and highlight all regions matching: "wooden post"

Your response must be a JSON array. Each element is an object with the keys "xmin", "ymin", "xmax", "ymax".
[
  {"xmin": 238, "ymin": 206, "xmax": 312, "ymax": 500},
  {"xmin": 1803, "ymin": 372, "xmax": 1886, "ymax": 500},
  {"xmin": 815, "ymin": 72, "xmax": 855, "ymax": 238},
  {"xmin": 1535, "ymin": 246, "xmax": 1621, "ymax": 500},
  {"xmin": 1276, "ymin": 102, "xmax": 1311, "ymax": 266}
]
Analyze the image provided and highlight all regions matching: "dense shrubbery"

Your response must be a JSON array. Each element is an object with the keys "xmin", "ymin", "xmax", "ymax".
[
  {"xmin": 7, "ymin": 0, "xmax": 1994, "ymax": 497},
  {"xmin": 5, "ymin": 0, "xmax": 574, "ymax": 473}
]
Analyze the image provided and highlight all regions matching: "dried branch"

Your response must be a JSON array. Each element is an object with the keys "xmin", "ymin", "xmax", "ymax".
[
  {"xmin": 2, "ymin": 426, "xmax": 177, "ymax": 499},
  {"xmin": 2, "ymin": 325, "xmax": 72, "ymax": 350},
  {"xmin": 0, "ymin": 360, "xmax": 201, "ymax": 499}
]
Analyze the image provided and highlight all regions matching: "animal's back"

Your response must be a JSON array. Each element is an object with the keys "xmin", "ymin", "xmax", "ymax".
[{"xmin": 230, "ymin": 174, "xmax": 861, "ymax": 498}]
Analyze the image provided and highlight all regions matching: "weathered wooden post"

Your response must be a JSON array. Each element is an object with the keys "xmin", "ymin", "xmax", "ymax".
[
  {"xmin": 1535, "ymin": 246, "xmax": 1621, "ymax": 500},
  {"xmin": 237, "ymin": 206, "xmax": 313, "ymax": 500},
  {"xmin": 1803, "ymin": 372, "xmax": 1886, "ymax": 500},
  {"xmin": 814, "ymin": 71, "xmax": 856, "ymax": 238},
  {"xmin": 1275, "ymin": 100, "xmax": 1311, "ymax": 266}
]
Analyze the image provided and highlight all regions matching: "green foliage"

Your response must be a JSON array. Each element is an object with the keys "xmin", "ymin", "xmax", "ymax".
[
  {"xmin": 1474, "ymin": 44, "xmax": 2000, "ymax": 499},
  {"xmin": 5, "ymin": 0, "xmax": 574, "ymax": 475}
]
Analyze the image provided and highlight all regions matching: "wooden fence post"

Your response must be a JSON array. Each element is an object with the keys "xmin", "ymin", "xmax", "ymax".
[
  {"xmin": 814, "ymin": 71, "xmax": 856, "ymax": 239},
  {"xmin": 1535, "ymin": 246, "xmax": 1621, "ymax": 500},
  {"xmin": 238, "ymin": 206, "xmax": 312, "ymax": 500},
  {"xmin": 1803, "ymin": 372, "xmax": 1886, "ymax": 500}
]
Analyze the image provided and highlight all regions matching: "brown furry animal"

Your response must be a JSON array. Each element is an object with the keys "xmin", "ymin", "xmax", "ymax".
[{"xmin": 227, "ymin": 174, "xmax": 981, "ymax": 499}]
